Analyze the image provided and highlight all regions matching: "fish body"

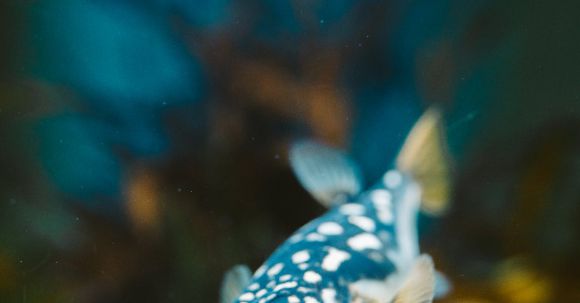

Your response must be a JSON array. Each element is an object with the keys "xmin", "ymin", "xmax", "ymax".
[
  {"xmin": 238, "ymin": 171, "xmax": 420, "ymax": 303},
  {"xmin": 222, "ymin": 109, "xmax": 449, "ymax": 303}
]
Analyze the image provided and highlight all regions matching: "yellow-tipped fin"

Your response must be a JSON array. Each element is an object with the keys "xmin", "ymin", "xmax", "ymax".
[
  {"xmin": 394, "ymin": 255, "xmax": 436, "ymax": 303},
  {"xmin": 396, "ymin": 108, "xmax": 451, "ymax": 216}
]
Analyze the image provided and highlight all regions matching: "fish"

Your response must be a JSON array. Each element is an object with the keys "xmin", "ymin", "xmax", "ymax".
[{"xmin": 220, "ymin": 108, "xmax": 451, "ymax": 303}]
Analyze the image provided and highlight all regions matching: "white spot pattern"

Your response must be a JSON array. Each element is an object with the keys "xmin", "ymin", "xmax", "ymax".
[
  {"xmin": 321, "ymin": 248, "xmax": 351, "ymax": 271},
  {"xmin": 347, "ymin": 215, "xmax": 375, "ymax": 232},
  {"xmin": 239, "ymin": 169, "xmax": 415, "ymax": 303},
  {"xmin": 378, "ymin": 210, "xmax": 394, "ymax": 224},
  {"xmin": 291, "ymin": 250, "xmax": 310, "ymax": 264},
  {"xmin": 338, "ymin": 203, "xmax": 366, "ymax": 216},
  {"xmin": 317, "ymin": 222, "xmax": 344, "ymax": 235},
  {"xmin": 288, "ymin": 296, "xmax": 300, "ymax": 303},
  {"xmin": 254, "ymin": 265, "xmax": 267, "ymax": 277},
  {"xmin": 239, "ymin": 293, "xmax": 255, "ymax": 301},
  {"xmin": 305, "ymin": 233, "xmax": 326, "ymax": 242},
  {"xmin": 267, "ymin": 263, "xmax": 284, "ymax": 277},
  {"xmin": 321, "ymin": 288, "xmax": 337, "ymax": 303},
  {"xmin": 370, "ymin": 189, "xmax": 392, "ymax": 208},
  {"xmin": 303, "ymin": 271, "xmax": 322, "ymax": 284},
  {"xmin": 371, "ymin": 189, "xmax": 394, "ymax": 224},
  {"xmin": 289, "ymin": 234, "xmax": 304, "ymax": 243},
  {"xmin": 383, "ymin": 170, "xmax": 402, "ymax": 188},
  {"xmin": 274, "ymin": 281, "xmax": 298, "ymax": 292},
  {"xmin": 347, "ymin": 233, "xmax": 383, "ymax": 251},
  {"xmin": 256, "ymin": 289, "xmax": 267, "ymax": 298},
  {"xmin": 304, "ymin": 296, "xmax": 320, "ymax": 303}
]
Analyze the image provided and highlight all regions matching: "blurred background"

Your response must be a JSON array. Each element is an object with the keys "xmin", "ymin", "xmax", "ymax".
[{"xmin": 1, "ymin": 0, "xmax": 579, "ymax": 302}]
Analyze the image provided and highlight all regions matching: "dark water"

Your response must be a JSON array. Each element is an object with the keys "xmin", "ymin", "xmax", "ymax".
[{"xmin": 0, "ymin": 1, "xmax": 579, "ymax": 302}]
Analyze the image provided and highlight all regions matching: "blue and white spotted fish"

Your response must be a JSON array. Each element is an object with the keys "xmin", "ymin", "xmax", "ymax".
[{"xmin": 221, "ymin": 109, "xmax": 451, "ymax": 303}]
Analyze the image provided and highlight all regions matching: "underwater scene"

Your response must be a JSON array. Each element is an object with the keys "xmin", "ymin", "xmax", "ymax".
[{"xmin": 0, "ymin": 0, "xmax": 579, "ymax": 302}]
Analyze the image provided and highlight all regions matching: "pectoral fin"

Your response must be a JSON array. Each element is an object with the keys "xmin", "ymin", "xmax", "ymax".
[
  {"xmin": 349, "ymin": 273, "xmax": 403, "ymax": 303},
  {"xmin": 289, "ymin": 140, "xmax": 363, "ymax": 208},
  {"xmin": 220, "ymin": 264, "xmax": 252, "ymax": 303},
  {"xmin": 349, "ymin": 279, "xmax": 394, "ymax": 303},
  {"xmin": 348, "ymin": 255, "xmax": 436, "ymax": 303},
  {"xmin": 393, "ymin": 255, "xmax": 436, "ymax": 303}
]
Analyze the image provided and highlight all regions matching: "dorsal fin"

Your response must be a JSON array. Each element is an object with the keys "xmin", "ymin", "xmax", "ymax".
[
  {"xmin": 220, "ymin": 264, "xmax": 252, "ymax": 303},
  {"xmin": 396, "ymin": 108, "xmax": 452, "ymax": 216},
  {"xmin": 289, "ymin": 140, "xmax": 363, "ymax": 208},
  {"xmin": 393, "ymin": 255, "xmax": 436, "ymax": 303}
]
